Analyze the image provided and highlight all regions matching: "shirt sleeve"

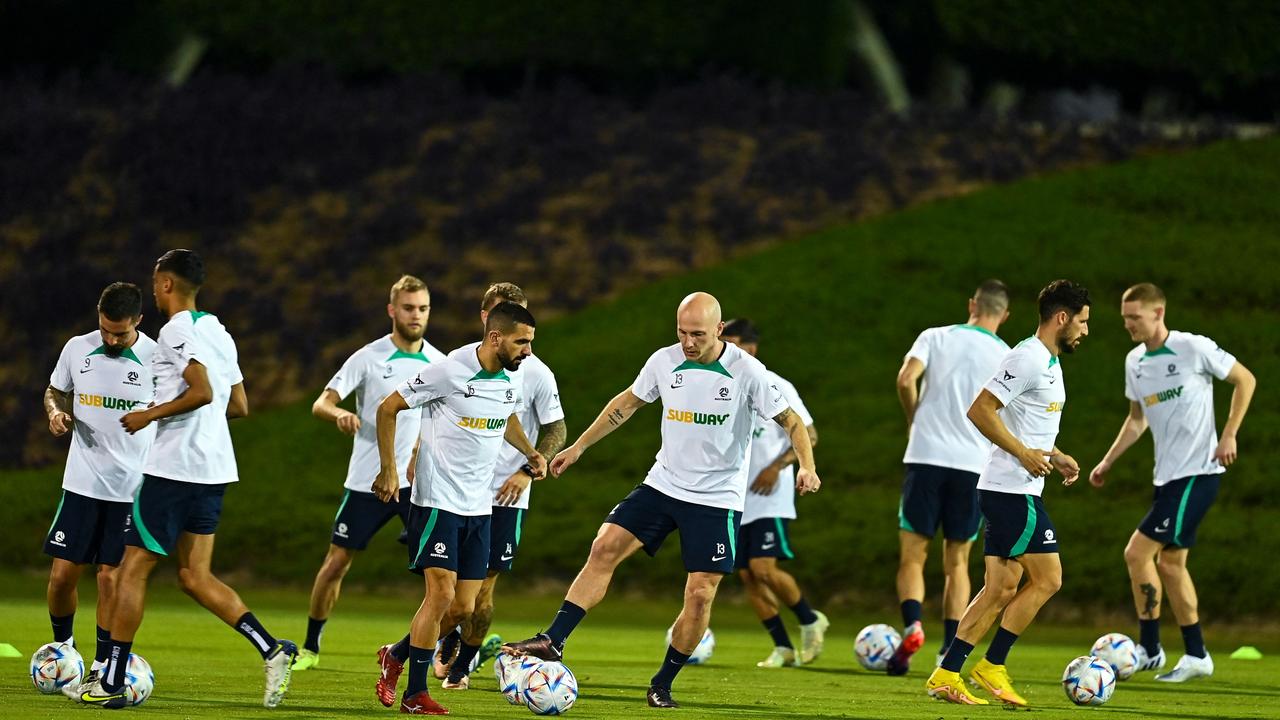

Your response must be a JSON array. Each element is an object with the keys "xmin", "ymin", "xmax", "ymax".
[
  {"xmin": 531, "ymin": 367, "xmax": 566, "ymax": 425},
  {"xmin": 630, "ymin": 351, "xmax": 662, "ymax": 404},
  {"xmin": 749, "ymin": 364, "xmax": 790, "ymax": 421},
  {"xmin": 1123, "ymin": 357, "xmax": 1140, "ymax": 402},
  {"xmin": 49, "ymin": 338, "xmax": 76, "ymax": 393},
  {"xmin": 398, "ymin": 363, "xmax": 451, "ymax": 409},
  {"xmin": 226, "ymin": 336, "xmax": 244, "ymax": 386},
  {"xmin": 1190, "ymin": 335, "xmax": 1237, "ymax": 380},
  {"xmin": 325, "ymin": 350, "xmax": 366, "ymax": 401},
  {"xmin": 905, "ymin": 328, "xmax": 933, "ymax": 366},
  {"xmin": 161, "ymin": 319, "xmax": 204, "ymax": 369},
  {"xmin": 779, "ymin": 378, "xmax": 814, "ymax": 426},
  {"xmin": 983, "ymin": 349, "xmax": 1035, "ymax": 407}
]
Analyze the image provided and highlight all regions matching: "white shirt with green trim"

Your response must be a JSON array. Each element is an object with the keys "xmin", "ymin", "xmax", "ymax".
[
  {"xmin": 450, "ymin": 342, "xmax": 564, "ymax": 510},
  {"xmin": 903, "ymin": 324, "xmax": 1009, "ymax": 474},
  {"xmin": 1124, "ymin": 331, "xmax": 1236, "ymax": 486},
  {"xmin": 49, "ymin": 330, "xmax": 157, "ymax": 502},
  {"xmin": 144, "ymin": 310, "xmax": 243, "ymax": 485},
  {"xmin": 631, "ymin": 343, "xmax": 789, "ymax": 512},
  {"xmin": 398, "ymin": 348, "xmax": 526, "ymax": 516},
  {"xmin": 742, "ymin": 370, "xmax": 813, "ymax": 524},
  {"xmin": 976, "ymin": 337, "xmax": 1066, "ymax": 497},
  {"xmin": 328, "ymin": 335, "xmax": 445, "ymax": 493}
]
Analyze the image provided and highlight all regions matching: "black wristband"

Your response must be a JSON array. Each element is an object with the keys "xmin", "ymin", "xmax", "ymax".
[{"xmin": 520, "ymin": 463, "xmax": 537, "ymax": 478}]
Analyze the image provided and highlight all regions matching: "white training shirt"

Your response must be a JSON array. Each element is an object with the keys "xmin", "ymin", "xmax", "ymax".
[
  {"xmin": 399, "ymin": 347, "xmax": 526, "ymax": 516},
  {"xmin": 742, "ymin": 370, "xmax": 814, "ymax": 525},
  {"xmin": 631, "ymin": 342, "xmax": 789, "ymax": 512},
  {"xmin": 49, "ymin": 330, "xmax": 157, "ymax": 502},
  {"xmin": 1124, "ymin": 331, "xmax": 1236, "ymax": 486},
  {"xmin": 976, "ymin": 337, "xmax": 1066, "ymax": 497},
  {"xmin": 327, "ymin": 335, "xmax": 445, "ymax": 493},
  {"xmin": 144, "ymin": 310, "xmax": 243, "ymax": 485},
  {"xmin": 450, "ymin": 342, "xmax": 564, "ymax": 510},
  {"xmin": 903, "ymin": 324, "xmax": 1009, "ymax": 474}
]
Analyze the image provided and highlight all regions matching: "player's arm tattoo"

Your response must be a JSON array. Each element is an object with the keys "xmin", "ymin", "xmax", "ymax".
[
  {"xmin": 536, "ymin": 419, "xmax": 567, "ymax": 464},
  {"xmin": 607, "ymin": 408, "xmax": 626, "ymax": 427},
  {"xmin": 769, "ymin": 424, "xmax": 817, "ymax": 469},
  {"xmin": 771, "ymin": 407, "xmax": 796, "ymax": 428},
  {"xmin": 45, "ymin": 386, "xmax": 72, "ymax": 419},
  {"xmin": 1139, "ymin": 583, "xmax": 1159, "ymax": 618}
]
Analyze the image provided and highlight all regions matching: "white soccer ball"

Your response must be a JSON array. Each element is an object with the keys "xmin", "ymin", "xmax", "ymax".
[
  {"xmin": 30, "ymin": 641, "xmax": 83, "ymax": 694},
  {"xmin": 1062, "ymin": 655, "xmax": 1117, "ymax": 706},
  {"xmin": 123, "ymin": 653, "xmax": 155, "ymax": 706},
  {"xmin": 1090, "ymin": 633, "xmax": 1138, "ymax": 681},
  {"xmin": 664, "ymin": 626, "xmax": 715, "ymax": 665},
  {"xmin": 520, "ymin": 660, "xmax": 578, "ymax": 715},
  {"xmin": 496, "ymin": 653, "xmax": 542, "ymax": 705},
  {"xmin": 853, "ymin": 624, "xmax": 901, "ymax": 671}
]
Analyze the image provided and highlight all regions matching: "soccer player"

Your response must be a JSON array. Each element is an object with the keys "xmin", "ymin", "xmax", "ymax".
[
  {"xmin": 293, "ymin": 275, "xmax": 445, "ymax": 671},
  {"xmin": 925, "ymin": 279, "xmax": 1090, "ymax": 707},
  {"xmin": 370, "ymin": 301, "xmax": 547, "ymax": 715},
  {"xmin": 504, "ymin": 292, "xmax": 820, "ymax": 708},
  {"xmin": 81, "ymin": 250, "xmax": 298, "ymax": 709},
  {"xmin": 720, "ymin": 319, "xmax": 827, "ymax": 669},
  {"xmin": 434, "ymin": 283, "xmax": 567, "ymax": 689},
  {"xmin": 891, "ymin": 280, "xmax": 1010, "ymax": 674},
  {"xmin": 44, "ymin": 283, "xmax": 156, "ymax": 693},
  {"xmin": 1087, "ymin": 283, "xmax": 1255, "ymax": 682}
]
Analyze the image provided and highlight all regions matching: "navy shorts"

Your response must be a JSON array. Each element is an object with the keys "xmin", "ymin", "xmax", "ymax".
[
  {"xmin": 980, "ymin": 490, "xmax": 1059, "ymax": 558},
  {"xmin": 124, "ymin": 475, "xmax": 227, "ymax": 556},
  {"xmin": 488, "ymin": 506, "xmax": 526, "ymax": 572},
  {"xmin": 44, "ymin": 490, "xmax": 131, "ymax": 566},
  {"xmin": 606, "ymin": 484, "xmax": 741, "ymax": 574},
  {"xmin": 1137, "ymin": 475, "xmax": 1219, "ymax": 548},
  {"xmin": 407, "ymin": 505, "xmax": 491, "ymax": 580},
  {"xmin": 332, "ymin": 487, "xmax": 411, "ymax": 550},
  {"xmin": 899, "ymin": 464, "xmax": 981, "ymax": 541},
  {"xmin": 734, "ymin": 518, "xmax": 795, "ymax": 569}
]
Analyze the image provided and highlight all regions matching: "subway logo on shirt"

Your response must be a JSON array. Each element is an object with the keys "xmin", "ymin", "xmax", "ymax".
[
  {"xmin": 1046, "ymin": 401, "xmax": 1065, "ymax": 413},
  {"xmin": 1144, "ymin": 386, "xmax": 1183, "ymax": 407},
  {"xmin": 457, "ymin": 417, "xmax": 507, "ymax": 431},
  {"xmin": 666, "ymin": 409, "xmax": 731, "ymax": 426},
  {"xmin": 78, "ymin": 393, "xmax": 146, "ymax": 411}
]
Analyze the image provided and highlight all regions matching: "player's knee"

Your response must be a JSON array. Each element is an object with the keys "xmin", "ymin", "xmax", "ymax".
[
  {"xmin": 96, "ymin": 567, "xmax": 119, "ymax": 594},
  {"xmin": 48, "ymin": 564, "xmax": 78, "ymax": 593},
  {"xmin": 683, "ymin": 582, "xmax": 718, "ymax": 616},
  {"xmin": 587, "ymin": 535, "xmax": 625, "ymax": 567},
  {"xmin": 1155, "ymin": 553, "xmax": 1186, "ymax": 576},
  {"xmin": 1123, "ymin": 542, "xmax": 1151, "ymax": 569},
  {"xmin": 176, "ymin": 567, "xmax": 213, "ymax": 596},
  {"xmin": 747, "ymin": 561, "xmax": 775, "ymax": 586},
  {"xmin": 319, "ymin": 555, "xmax": 353, "ymax": 582},
  {"xmin": 1038, "ymin": 572, "xmax": 1063, "ymax": 597}
]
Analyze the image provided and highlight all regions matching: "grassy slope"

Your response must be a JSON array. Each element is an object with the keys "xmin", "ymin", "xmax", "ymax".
[
  {"xmin": 2, "ymin": 138, "xmax": 1278, "ymax": 617},
  {"xmin": 2, "ymin": 581, "xmax": 1279, "ymax": 719}
]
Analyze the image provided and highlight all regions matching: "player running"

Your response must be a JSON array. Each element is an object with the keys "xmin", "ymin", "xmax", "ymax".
[
  {"xmin": 926, "ymin": 279, "xmax": 1090, "ymax": 707},
  {"xmin": 294, "ymin": 275, "xmax": 445, "ymax": 671},
  {"xmin": 44, "ymin": 283, "xmax": 156, "ymax": 696},
  {"xmin": 433, "ymin": 283, "xmax": 567, "ymax": 689},
  {"xmin": 503, "ymin": 292, "xmax": 820, "ymax": 708},
  {"xmin": 370, "ymin": 301, "xmax": 547, "ymax": 715},
  {"xmin": 720, "ymin": 319, "xmax": 827, "ymax": 668},
  {"xmin": 891, "ymin": 280, "xmax": 1010, "ymax": 674},
  {"xmin": 1088, "ymin": 283, "xmax": 1255, "ymax": 682},
  {"xmin": 82, "ymin": 250, "xmax": 298, "ymax": 709}
]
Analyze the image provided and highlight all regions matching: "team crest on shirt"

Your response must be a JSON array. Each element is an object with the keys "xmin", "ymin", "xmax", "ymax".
[
  {"xmin": 714, "ymin": 386, "xmax": 732, "ymax": 401},
  {"xmin": 1165, "ymin": 363, "xmax": 1179, "ymax": 377},
  {"xmin": 123, "ymin": 371, "xmax": 141, "ymax": 387},
  {"xmin": 505, "ymin": 389, "xmax": 514, "ymax": 403}
]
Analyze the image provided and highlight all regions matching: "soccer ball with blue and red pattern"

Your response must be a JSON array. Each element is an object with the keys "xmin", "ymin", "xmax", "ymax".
[
  {"xmin": 853, "ymin": 624, "xmax": 901, "ymax": 671},
  {"xmin": 30, "ymin": 641, "xmax": 83, "ymax": 694},
  {"xmin": 496, "ymin": 653, "xmax": 543, "ymax": 705},
  {"xmin": 122, "ymin": 653, "xmax": 155, "ymax": 706},
  {"xmin": 1090, "ymin": 633, "xmax": 1138, "ymax": 680},
  {"xmin": 1062, "ymin": 655, "xmax": 1117, "ymax": 706},
  {"xmin": 520, "ymin": 660, "xmax": 578, "ymax": 715}
]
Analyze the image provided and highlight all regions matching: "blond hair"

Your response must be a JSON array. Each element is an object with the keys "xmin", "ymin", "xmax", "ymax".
[
  {"xmin": 1122, "ymin": 282, "xmax": 1166, "ymax": 307},
  {"xmin": 389, "ymin": 275, "xmax": 429, "ymax": 304},
  {"xmin": 481, "ymin": 282, "xmax": 527, "ymax": 311}
]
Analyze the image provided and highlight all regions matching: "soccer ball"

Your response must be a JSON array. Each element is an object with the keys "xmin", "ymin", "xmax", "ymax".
[
  {"xmin": 30, "ymin": 641, "xmax": 83, "ymax": 694},
  {"xmin": 1090, "ymin": 633, "xmax": 1138, "ymax": 680},
  {"xmin": 663, "ymin": 626, "xmax": 715, "ymax": 665},
  {"xmin": 853, "ymin": 624, "xmax": 901, "ymax": 671},
  {"xmin": 123, "ymin": 653, "xmax": 155, "ymax": 706},
  {"xmin": 1062, "ymin": 655, "xmax": 1116, "ymax": 706},
  {"xmin": 496, "ymin": 653, "xmax": 542, "ymax": 705},
  {"xmin": 520, "ymin": 660, "xmax": 578, "ymax": 715}
]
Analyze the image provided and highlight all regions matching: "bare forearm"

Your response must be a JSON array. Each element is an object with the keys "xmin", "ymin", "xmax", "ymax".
[
  {"xmin": 896, "ymin": 382, "xmax": 918, "ymax": 425},
  {"xmin": 1222, "ymin": 376, "xmax": 1256, "ymax": 438},
  {"xmin": 504, "ymin": 415, "xmax": 537, "ymax": 457},
  {"xmin": 1101, "ymin": 416, "xmax": 1146, "ymax": 464},
  {"xmin": 146, "ymin": 388, "xmax": 213, "ymax": 422},
  {"xmin": 45, "ymin": 387, "xmax": 71, "ymax": 419},
  {"xmin": 971, "ymin": 408, "xmax": 1026, "ymax": 457},
  {"xmin": 769, "ymin": 425, "xmax": 816, "ymax": 469},
  {"xmin": 535, "ymin": 419, "xmax": 567, "ymax": 463},
  {"xmin": 312, "ymin": 398, "xmax": 346, "ymax": 423},
  {"xmin": 575, "ymin": 390, "xmax": 642, "ymax": 451},
  {"xmin": 376, "ymin": 405, "xmax": 400, "ymax": 472}
]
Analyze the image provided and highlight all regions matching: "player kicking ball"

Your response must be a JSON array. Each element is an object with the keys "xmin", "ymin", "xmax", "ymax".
[
  {"xmin": 1088, "ymin": 283, "xmax": 1255, "ymax": 682},
  {"xmin": 503, "ymin": 292, "xmax": 819, "ymax": 708},
  {"xmin": 925, "ymin": 280, "xmax": 1090, "ymax": 707}
]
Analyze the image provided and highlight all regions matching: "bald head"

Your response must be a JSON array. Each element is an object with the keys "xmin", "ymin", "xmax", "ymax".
[{"xmin": 676, "ymin": 291, "xmax": 725, "ymax": 363}]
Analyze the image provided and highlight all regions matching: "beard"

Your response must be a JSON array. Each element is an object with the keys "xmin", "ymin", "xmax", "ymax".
[
  {"xmin": 394, "ymin": 319, "xmax": 425, "ymax": 342},
  {"xmin": 497, "ymin": 348, "xmax": 527, "ymax": 371},
  {"xmin": 1057, "ymin": 331, "xmax": 1079, "ymax": 354},
  {"xmin": 103, "ymin": 344, "xmax": 125, "ymax": 358}
]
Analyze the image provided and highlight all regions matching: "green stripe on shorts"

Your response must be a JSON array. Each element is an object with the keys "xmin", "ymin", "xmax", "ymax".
[
  {"xmin": 515, "ymin": 508, "xmax": 524, "ymax": 546},
  {"xmin": 412, "ymin": 508, "xmax": 440, "ymax": 567},
  {"xmin": 47, "ymin": 490, "xmax": 67, "ymax": 536},
  {"xmin": 333, "ymin": 490, "xmax": 351, "ymax": 522},
  {"xmin": 131, "ymin": 485, "xmax": 168, "ymax": 556},
  {"xmin": 1173, "ymin": 476, "xmax": 1198, "ymax": 546},
  {"xmin": 775, "ymin": 517, "xmax": 794, "ymax": 559},
  {"xmin": 726, "ymin": 510, "xmax": 736, "ymax": 561},
  {"xmin": 1009, "ymin": 495, "xmax": 1037, "ymax": 557},
  {"xmin": 897, "ymin": 495, "xmax": 917, "ymax": 533}
]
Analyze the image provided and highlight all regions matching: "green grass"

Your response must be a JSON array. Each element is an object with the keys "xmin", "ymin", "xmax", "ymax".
[
  {"xmin": 4, "ymin": 137, "xmax": 1280, "ymax": 615},
  {"xmin": 3, "ymin": 579, "xmax": 1278, "ymax": 719}
]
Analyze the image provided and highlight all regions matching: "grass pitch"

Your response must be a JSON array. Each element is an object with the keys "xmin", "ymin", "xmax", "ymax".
[{"xmin": 2, "ymin": 577, "xmax": 1277, "ymax": 719}]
